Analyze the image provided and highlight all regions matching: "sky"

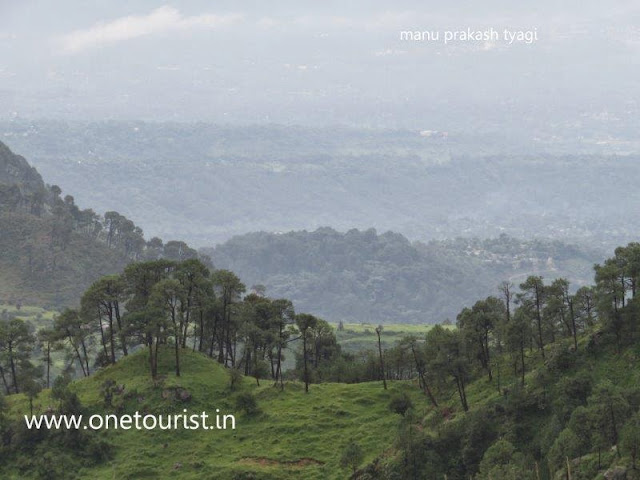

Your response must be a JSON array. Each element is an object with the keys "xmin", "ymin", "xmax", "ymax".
[{"xmin": 1, "ymin": 0, "xmax": 639, "ymax": 127}]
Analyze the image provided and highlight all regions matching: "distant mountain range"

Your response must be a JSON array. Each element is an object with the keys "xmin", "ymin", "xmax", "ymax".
[{"xmin": 3, "ymin": 121, "xmax": 640, "ymax": 250}]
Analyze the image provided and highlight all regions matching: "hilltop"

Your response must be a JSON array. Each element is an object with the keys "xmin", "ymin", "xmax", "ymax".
[{"xmin": 207, "ymin": 228, "xmax": 602, "ymax": 324}]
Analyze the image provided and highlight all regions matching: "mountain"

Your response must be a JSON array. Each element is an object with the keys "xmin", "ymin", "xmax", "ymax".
[
  {"xmin": 205, "ymin": 228, "xmax": 603, "ymax": 324},
  {"xmin": 0, "ymin": 141, "xmax": 44, "ymax": 193},
  {"xmin": 0, "ymin": 141, "xmax": 202, "ymax": 308}
]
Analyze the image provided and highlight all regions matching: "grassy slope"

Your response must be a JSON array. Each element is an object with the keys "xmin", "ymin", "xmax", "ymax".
[
  {"xmin": 6, "ymin": 329, "xmax": 639, "ymax": 479},
  {"xmin": 6, "ymin": 347, "xmax": 422, "ymax": 480}
]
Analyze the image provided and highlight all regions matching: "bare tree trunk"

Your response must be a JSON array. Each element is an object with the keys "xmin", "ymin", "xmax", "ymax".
[
  {"xmin": 114, "ymin": 301, "xmax": 128, "ymax": 356},
  {"xmin": 376, "ymin": 328, "xmax": 387, "ymax": 390},
  {"xmin": 0, "ymin": 364, "xmax": 10, "ymax": 394}
]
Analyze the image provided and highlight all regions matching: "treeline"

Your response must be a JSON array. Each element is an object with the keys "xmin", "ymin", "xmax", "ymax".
[
  {"xmin": 0, "ymin": 180, "xmax": 200, "ymax": 263},
  {"xmin": 209, "ymin": 228, "xmax": 599, "ymax": 325},
  {"xmin": 0, "ymin": 258, "xmax": 342, "ymax": 395},
  {"xmin": 364, "ymin": 242, "xmax": 640, "ymax": 479}
]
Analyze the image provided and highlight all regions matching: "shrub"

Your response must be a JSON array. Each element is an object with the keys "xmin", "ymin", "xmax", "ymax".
[
  {"xmin": 340, "ymin": 440, "xmax": 364, "ymax": 475},
  {"xmin": 228, "ymin": 368, "xmax": 243, "ymax": 391},
  {"xmin": 389, "ymin": 392, "xmax": 413, "ymax": 417},
  {"xmin": 235, "ymin": 392, "xmax": 260, "ymax": 416}
]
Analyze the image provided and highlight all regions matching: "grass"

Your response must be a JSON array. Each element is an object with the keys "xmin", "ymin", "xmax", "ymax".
[
  {"xmin": 5, "ymin": 347, "xmax": 424, "ymax": 480},
  {"xmin": 5, "ymin": 330, "xmax": 640, "ymax": 479},
  {"xmin": 0, "ymin": 304, "xmax": 57, "ymax": 325},
  {"xmin": 332, "ymin": 322, "xmax": 454, "ymax": 353}
]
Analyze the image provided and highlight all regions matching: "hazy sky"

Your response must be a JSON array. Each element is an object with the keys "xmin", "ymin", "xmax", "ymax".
[{"xmin": 1, "ymin": 1, "xmax": 639, "ymax": 127}]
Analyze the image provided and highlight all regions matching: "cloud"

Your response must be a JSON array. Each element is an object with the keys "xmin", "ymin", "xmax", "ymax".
[{"xmin": 56, "ymin": 6, "xmax": 242, "ymax": 54}]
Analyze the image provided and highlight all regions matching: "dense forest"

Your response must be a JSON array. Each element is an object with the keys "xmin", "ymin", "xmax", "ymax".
[{"xmin": 208, "ymin": 228, "xmax": 600, "ymax": 324}]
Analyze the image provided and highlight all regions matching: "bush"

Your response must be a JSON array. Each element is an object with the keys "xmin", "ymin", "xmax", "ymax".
[
  {"xmin": 340, "ymin": 440, "xmax": 364, "ymax": 474},
  {"xmin": 389, "ymin": 392, "xmax": 413, "ymax": 417},
  {"xmin": 228, "ymin": 368, "xmax": 243, "ymax": 391},
  {"xmin": 235, "ymin": 392, "xmax": 260, "ymax": 416}
]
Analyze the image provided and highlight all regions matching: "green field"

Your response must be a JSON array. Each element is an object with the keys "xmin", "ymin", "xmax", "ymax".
[{"xmin": 0, "ymin": 304, "xmax": 57, "ymax": 324}]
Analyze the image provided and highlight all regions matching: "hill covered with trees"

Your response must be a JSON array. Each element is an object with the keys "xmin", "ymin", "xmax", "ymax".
[
  {"xmin": 2, "ymin": 237, "xmax": 640, "ymax": 478},
  {"xmin": 0, "ymin": 141, "xmax": 203, "ymax": 308},
  {"xmin": 207, "ymin": 229, "xmax": 602, "ymax": 324}
]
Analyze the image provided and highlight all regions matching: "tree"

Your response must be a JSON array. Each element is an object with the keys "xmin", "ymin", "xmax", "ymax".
[
  {"xmin": 499, "ymin": 281, "xmax": 514, "ymax": 323},
  {"xmin": 401, "ymin": 335, "xmax": 438, "ymax": 407},
  {"xmin": 21, "ymin": 365, "xmax": 43, "ymax": 416},
  {"xmin": 505, "ymin": 307, "xmax": 530, "ymax": 386},
  {"xmin": 0, "ymin": 318, "xmax": 36, "ymax": 393},
  {"xmin": 53, "ymin": 309, "xmax": 91, "ymax": 378},
  {"xmin": 574, "ymin": 286, "xmax": 596, "ymax": 329},
  {"xmin": 150, "ymin": 278, "xmax": 185, "ymax": 377},
  {"xmin": 375, "ymin": 325, "xmax": 387, "ymax": 390},
  {"xmin": 270, "ymin": 299, "xmax": 295, "ymax": 389},
  {"xmin": 295, "ymin": 313, "xmax": 318, "ymax": 393},
  {"xmin": 478, "ymin": 439, "xmax": 531, "ymax": 480},
  {"xmin": 545, "ymin": 278, "xmax": 578, "ymax": 350},
  {"xmin": 123, "ymin": 260, "xmax": 175, "ymax": 379},
  {"xmin": 174, "ymin": 259, "xmax": 210, "ymax": 348},
  {"xmin": 81, "ymin": 275, "xmax": 128, "ymax": 365},
  {"xmin": 588, "ymin": 382, "xmax": 630, "ymax": 458},
  {"xmin": 340, "ymin": 440, "xmax": 364, "ymax": 475},
  {"xmin": 389, "ymin": 392, "xmax": 413, "ymax": 416},
  {"xmin": 518, "ymin": 276, "xmax": 547, "ymax": 358},
  {"xmin": 458, "ymin": 297, "xmax": 504, "ymax": 382},
  {"xmin": 37, "ymin": 328, "xmax": 58, "ymax": 388},
  {"xmin": 211, "ymin": 270, "xmax": 246, "ymax": 367},
  {"xmin": 595, "ymin": 260, "xmax": 627, "ymax": 352},
  {"xmin": 425, "ymin": 325, "xmax": 470, "ymax": 411},
  {"xmin": 547, "ymin": 428, "xmax": 582, "ymax": 476}
]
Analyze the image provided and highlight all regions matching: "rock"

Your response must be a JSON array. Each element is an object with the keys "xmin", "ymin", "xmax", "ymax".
[{"xmin": 604, "ymin": 466, "xmax": 627, "ymax": 480}]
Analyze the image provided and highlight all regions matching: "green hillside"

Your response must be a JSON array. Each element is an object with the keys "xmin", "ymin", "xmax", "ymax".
[
  {"xmin": 4, "ymin": 313, "xmax": 640, "ymax": 479},
  {"xmin": 3, "ymin": 347, "xmax": 419, "ymax": 480}
]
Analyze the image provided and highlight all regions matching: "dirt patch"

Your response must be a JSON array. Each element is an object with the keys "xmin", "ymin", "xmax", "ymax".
[{"xmin": 238, "ymin": 457, "xmax": 325, "ymax": 468}]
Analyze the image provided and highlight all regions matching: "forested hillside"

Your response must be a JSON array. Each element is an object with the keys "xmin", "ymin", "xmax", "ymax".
[
  {"xmin": 0, "ymin": 141, "xmax": 202, "ymax": 308},
  {"xmin": 2, "ymin": 236, "xmax": 640, "ymax": 479},
  {"xmin": 207, "ymin": 229, "xmax": 602, "ymax": 324}
]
